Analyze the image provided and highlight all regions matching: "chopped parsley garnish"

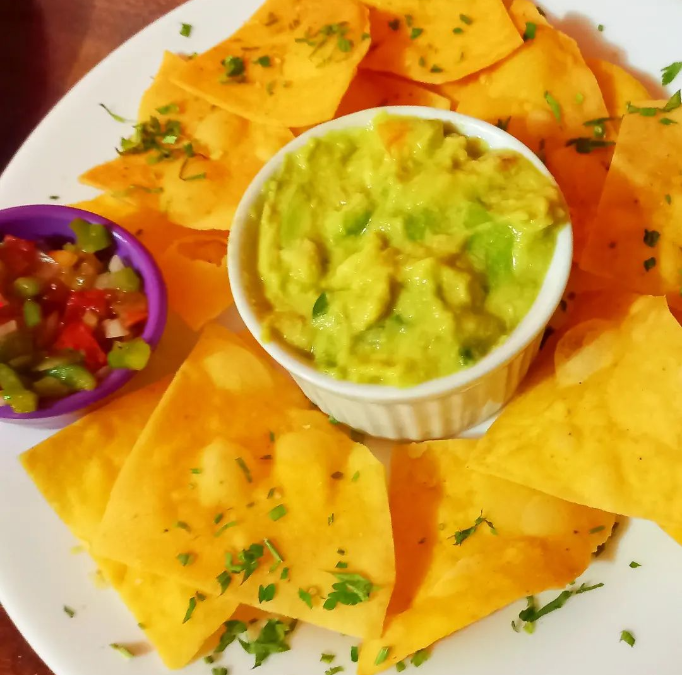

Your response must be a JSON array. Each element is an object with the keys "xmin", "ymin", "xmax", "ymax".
[
  {"xmin": 496, "ymin": 116, "xmax": 511, "ymax": 131},
  {"xmin": 239, "ymin": 619, "xmax": 295, "ymax": 667},
  {"xmin": 259, "ymin": 583, "xmax": 276, "ymax": 602},
  {"xmin": 182, "ymin": 172, "xmax": 207, "ymax": 182},
  {"xmin": 660, "ymin": 117, "xmax": 678, "ymax": 125},
  {"xmin": 214, "ymin": 513, "xmax": 224, "ymax": 525},
  {"xmin": 350, "ymin": 645, "xmax": 359, "ymax": 662},
  {"xmin": 49, "ymin": 195, "xmax": 60, "ymax": 200},
  {"xmin": 281, "ymin": 566, "xmax": 290, "ymax": 580},
  {"xmin": 459, "ymin": 14, "xmax": 473, "ymax": 25},
  {"xmin": 662, "ymin": 61, "xmax": 682, "ymax": 86},
  {"xmin": 313, "ymin": 292, "xmax": 329, "ymax": 318},
  {"xmin": 254, "ymin": 55, "xmax": 272, "ymax": 67},
  {"xmin": 110, "ymin": 643, "xmax": 135, "ymax": 659},
  {"xmin": 190, "ymin": 467, "xmax": 202, "ymax": 474},
  {"xmin": 264, "ymin": 537, "xmax": 284, "ymax": 565},
  {"xmin": 597, "ymin": 23, "xmax": 604, "ymax": 32},
  {"xmin": 361, "ymin": 32, "xmax": 371, "ymax": 40},
  {"xmin": 326, "ymin": 667, "xmax": 344, "ymax": 675},
  {"xmin": 351, "ymin": 471, "xmax": 360, "ymax": 482},
  {"xmin": 216, "ymin": 570, "xmax": 232, "ymax": 595},
  {"xmin": 664, "ymin": 90, "xmax": 682, "ymax": 111},
  {"xmin": 589, "ymin": 525, "xmax": 606, "ymax": 534},
  {"xmin": 523, "ymin": 22, "xmax": 537, "ymax": 40},
  {"xmin": 430, "ymin": 65, "xmax": 443, "ymax": 73},
  {"xmin": 375, "ymin": 646, "xmax": 390, "ymax": 666},
  {"xmin": 236, "ymin": 457, "xmax": 253, "ymax": 483},
  {"xmin": 156, "ymin": 103, "xmax": 179, "ymax": 115},
  {"xmin": 299, "ymin": 588, "xmax": 314, "ymax": 608},
  {"xmin": 644, "ymin": 257, "xmax": 657, "ymax": 272},
  {"xmin": 629, "ymin": 561, "xmax": 642, "ymax": 568},
  {"xmin": 328, "ymin": 415, "xmax": 340, "ymax": 424},
  {"xmin": 620, "ymin": 630, "xmax": 635, "ymax": 647},
  {"xmin": 328, "ymin": 513, "xmax": 335, "ymax": 525},
  {"xmin": 180, "ymin": 23, "xmax": 193, "ymax": 38},
  {"xmin": 214, "ymin": 520, "xmax": 238, "ymax": 537},
  {"xmin": 453, "ymin": 27, "xmax": 464, "ymax": 34},
  {"xmin": 544, "ymin": 91, "xmax": 562, "ymax": 123},
  {"xmin": 565, "ymin": 138, "xmax": 615, "ymax": 154},
  {"xmin": 337, "ymin": 548, "xmax": 346, "ymax": 555},
  {"xmin": 183, "ymin": 596, "xmax": 198, "ymax": 623},
  {"xmin": 643, "ymin": 229, "xmax": 660, "ymax": 247},
  {"xmin": 226, "ymin": 543, "xmax": 264, "ymax": 582},
  {"xmin": 451, "ymin": 512, "xmax": 496, "ymax": 545},
  {"xmin": 174, "ymin": 520, "xmax": 190, "ymax": 531},
  {"xmin": 214, "ymin": 620, "xmax": 247, "ymax": 653},
  {"xmin": 336, "ymin": 561, "xmax": 349, "ymax": 569},
  {"xmin": 321, "ymin": 653, "xmax": 336, "ymax": 663},
  {"xmin": 177, "ymin": 552, "xmax": 194, "ymax": 566},
  {"xmin": 323, "ymin": 572, "xmax": 375, "ymax": 610},
  {"xmin": 575, "ymin": 92, "xmax": 585, "ymax": 104},
  {"xmin": 222, "ymin": 55, "xmax": 245, "ymax": 79},
  {"xmin": 99, "ymin": 103, "xmax": 129, "ymax": 123},
  {"xmin": 212, "ymin": 668, "xmax": 228, "ymax": 675},
  {"xmin": 269, "ymin": 504, "xmax": 287, "ymax": 521},
  {"xmin": 517, "ymin": 582, "xmax": 604, "ymax": 627},
  {"xmin": 203, "ymin": 655, "xmax": 214, "ymax": 664},
  {"xmin": 118, "ymin": 116, "xmax": 183, "ymax": 162},
  {"xmin": 269, "ymin": 431, "xmax": 276, "ymax": 442},
  {"xmin": 388, "ymin": 19, "xmax": 400, "ymax": 31},
  {"xmin": 63, "ymin": 605, "xmax": 76, "ymax": 618},
  {"xmin": 410, "ymin": 27, "xmax": 423, "ymax": 39},
  {"xmin": 396, "ymin": 662, "xmax": 406, "ymax": 673},
  {"xmin": 627, "ymin": 102, "xmax": 659, "ymax": 117},
  {"xmin": 411, "ymin": 648, "xmax": 431, "ymax": 666},
  {"xmin": 338, "ymin": 37, "xmax": 353, "ymax": 52}
]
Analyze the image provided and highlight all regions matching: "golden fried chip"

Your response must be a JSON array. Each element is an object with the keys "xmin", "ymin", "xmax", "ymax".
[
  {"xmin": 469, "ymin": 295, "xmax": 682, "ymax": 525},
  {"xmin": 80, "ymin": 53, "xmax": 293, "ymax": 230},
  {"xmin": 440, "ymin": 0, "xmax": 607, "ymax": 154},
  {"xmin": 336, "ymin": 70, "xmax": 450, "ymax": 117},
  {"xmin": 358, "ymin": 441, "xmax": 614, "ymax": 673},
  {"xmin": 360, "ymin": 0, "xmax": 522, "ymax": 85},
  {"xmin": 580, "ymin": 104, "xmax": 682, "ymax": 295},
  {"xmin": 172, "ymin": 0, "xmax": 370, "ymax": 127},
  {"xmin": 93, "ymin": 325, "xmax": 395, "ymax": 639},
  {"xmin": 20, "ymin": 381, "xmax": 239, "ymax": 668},
  {"xmin": 587, "ymin": 59, "xmax": 652, "ymax": 118}
]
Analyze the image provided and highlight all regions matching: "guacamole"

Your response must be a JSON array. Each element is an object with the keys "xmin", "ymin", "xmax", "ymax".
[{"xmin": 253, "ymin": 115, "xmax": 566, "ymax": 386}]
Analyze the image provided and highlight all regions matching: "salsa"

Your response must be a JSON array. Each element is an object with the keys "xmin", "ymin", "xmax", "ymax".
[
  {"xmin": 0, "ymin": 219, "xmax": 151, "ymax": 413},
  {"xmin": 254, "ymin": 115, "xmax": 567, "ymax": 386}
]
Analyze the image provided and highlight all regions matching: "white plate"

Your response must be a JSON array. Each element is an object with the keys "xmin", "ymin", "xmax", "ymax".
[{"xmin": 2, "ymin": 1, "xmax": 682, "ymax": 673}]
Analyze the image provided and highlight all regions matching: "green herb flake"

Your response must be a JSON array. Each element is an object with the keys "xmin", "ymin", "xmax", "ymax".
[
  {"xmin": 410, "ymin": 27, "xmax": 423, "ymax": 39},
  {"xmin": 280, "ymin": 566, "xmax": 290, "ymax": 580},
  {"xmin": 190, "ymin": 467, "xmax": 202, "ymax": 474},
  {"xmin": 396, "ymin": 662, "xmax": 407, "ymax": 673},
  {"xmin": 326, "ymin": 667, "xmax": 344, "ymax": 675},
  {"xmin": 214, "ymin": 620, "xmax": 247, "ymax": 653},
  {"xmin": 338, "ymin": 37, "xmax": 353, "ymax": 52},
  {"xmin": 238, "ymin": 619, "xmax": 295, "ymax": 668},
  {"xmin": 99, "ymin": 103, "xmax": 129, "ymax": 123},
  {"xmin": 216, "ymin": 570, "xmax": 232, "ymax": 595},
  {"xmin": 258, "ymin": 583, "xmax": 276, "ymax": 603},
  {"xmin": 589, "ymin": 525, "xmax": 606, "ymax": 534},
  {"xmin": 662, "ymin": 62, "xmax": 682, "ymax": 86},
  {"xmin": 328, "ymin": 513, "xmax": 335, "ymax": 525},
  {"xmin": 182, "ymin": 172, "xmax": 207, "ymax": 182},
  {"xmin": 157, "ymin": 103, "xmax": 180, "ymax": 115},
  {"xmin": 49, "ymin": 195, "xmax": 60, "ymax": 200},
  {"xmin": 350, "ymin": 645, "xmax": 359, "ymax": 663},
  {"xmin": 110, "ymin": 643, "xmax": 135, "ymax": 659},
  {"xmin": 236, "ymin": 457, "xmax": 253, "ymax": 483},
  {"xmin": 351, "ymin": 471, "xmax": 360, "ymax": 482},
  {"xmin": 335, "ymin": 561, "xmax": 349, "ymax": 569},
  {"xmin": 644, "ymin": 257, "xmax": 657, "ymax": 272},
  {"xmin": 361, "ymin": 32, "xmax": 371, "ymax": 40},
  {"xmin": 337, "ymin": 548, "xmax": 346, "ymax": 555},
  {"xmin": 264, "ymin": 537, "xmax": 284, "ymax": 564},
  {"xmin": 544, "ymin": 91, "xmax": 562, "ymax": 123},
  {"xmin": 523, "ymin": 22, "xmax": 537, "ymax": 40},
  {"xmin": 663, "ymin": 90, "xmax": 682, "ymax": 111},
  {"xmin": 225, "ymin": 543, "xmax": 264, "ymax": 582},
  {"xmin": 212, "ymin": 668, "xmax": 228, "ymax": 675},
  {"xmin": 388, "ymin": 19, "xmax": 400, "ymax": 31},
  {"xmin": 459, "ymin": 14, "xmax": 473, "ymax": 25},
  {"xmin": 299, "ymin": 588, "xmax": 314, "ymax": 608},
  {"xmin": 375, "ymin": 646, "xmax": 390, "ymax": 666},
  {"xmin": 418, "ymin": 56, "xmax": 426, "ymax": 67},
  {"xmin": 177, "ymin": 552, "xmax": 194, "ymax": 566},
  {"xmin": 255, "ymin": 55, "xmax": 272, "ymax": 67},
  {"xmin": 620, "ymin": 630, "xmax": 636, "ymax": 647},
  {"xmin": 180, "ymin": 23, "xmax": 193, "ymax": 38},
  {"xmin": 565, "ymin": 137, "xmax": 615, "ymax": 154},
  {"xmin": 328, "ymin": 415, "xmax": 340, "ymax": 425},
  {"xmin": 660, "ymin": 117, "xmax": 679, "ymax": 125},
  {"xmin": 214, "ymin": 513, "xmax": 224, "ymax": 525},
  {"xmin": 63, "ymin": 605, "xmax": 76, "ymax": 618},
  {"xmin": 203, "ymin": 655, "xmax": 214, "ymax": 664},
  {"xmin": 214, "ymin": 520, "xmax": 238, "ymax": 537},
  {"xmin": 321, "ymin": 653, "xmax": 336, "ymax": 663},
  {"xmin": 175, "ymin": 521, "xmax": 190, "ymax": 531},
  {"xmin": 430, "ymin": 64, "xmax": 443, "ymax": 73},
  {"xmin": 269, "ymin": 504, "xmax": 287, "ymax": 521},
  {"xmin": 496, "ymin": 116, "xmax": 511, "ymax": 131},
  {"xmin": 575, "ymin": 92, "xmax": 585, "ymax": 104},
  {"xmin": 411, "ymin": 648, "xmax": 431, "ymax": 667},
  {"xmin": 313, "ymin": 292, "xmax": 329, "ymax": 318},
  {"xmin": 629, "ymin": 561, "xmax": 642, "ymax": 568},
  {"xmin": 518, "ymin": 582, "xmax": 603, "ymax": 625},
  {"xmin": 222, "ymin": 55, "xmax": 245, "ymax": 79},
  {"xmin": 643, "ymin": 229, "xmax": 661, "ymax": 247},
  {"xmin": 451, "ymin": 512, "xmax": 496, "ymax": 545},
  {"xmin": 597, "ymin": 23, "xmax": 605, "ymax": 32},
  {"xmin": 323, "ymin": 572, "xmax": 375, "ymax": 610},
  {"xmin": 453, "ymin": 27, "xmax": 464, "ymax": 34}
]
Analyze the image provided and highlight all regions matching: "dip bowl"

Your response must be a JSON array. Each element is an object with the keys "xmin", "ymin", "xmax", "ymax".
[
  {"xmin": 0, "ymin": 204, "xmax": 167, "ymax": 425},
  {"xmin": 228, "ymin": 107, "xmax": 572, "ymax": 440}
]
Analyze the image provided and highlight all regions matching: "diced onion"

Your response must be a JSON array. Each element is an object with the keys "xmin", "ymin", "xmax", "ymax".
[
  {"xmin": 0, "ymin": 320, "xmax": 18, "ymax": 338},
  {"xmin": 95, "ymin": 272, "xmax": 112, "ymax": 289},
  {"xmin": 82, "ymin": 310, "xmax": 99, "ymax": 329},
  {"xmin": 103, "ymin": 318, "xmax": 129, "ymax": 339},
  {"xmin": 109, "ymin": 255, "xmax": 125, "ymax": 273}
]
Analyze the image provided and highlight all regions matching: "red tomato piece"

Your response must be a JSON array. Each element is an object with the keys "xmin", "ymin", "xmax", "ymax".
[
  {"xmin": 63, "ymin": 290, "xmax": 109, "ymax": 323},
  {"xmin": 0, "ymin": 235, "xmax": 38, "ymax": 277},
  {"xmin": 53, "ymin": 321, "xmax": 106, "ymax": 371}
]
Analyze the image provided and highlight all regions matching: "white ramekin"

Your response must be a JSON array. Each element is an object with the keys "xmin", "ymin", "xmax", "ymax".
[{"xmin": 228, "ymin": 106, "xmax": 572, "ymax": 441}]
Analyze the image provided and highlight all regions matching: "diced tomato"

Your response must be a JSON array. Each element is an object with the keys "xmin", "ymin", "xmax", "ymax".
[
  {"xmin": 41, "ymin": 280, "xmax": 71, "ymax": 315},
  {"xmin": 63, "ymin": 289, "xmax": 109, "ymax": 324},
  {"xmin": 53, "ymin": 321, "xmax": 107, "ymax": 371},
  {"xmin": 111, "ymin": 291, "xmax": 148, "ymax": 329},
  {"xmin": 0, "ymin": 235, "xmax": 38, "ymax": 277}
]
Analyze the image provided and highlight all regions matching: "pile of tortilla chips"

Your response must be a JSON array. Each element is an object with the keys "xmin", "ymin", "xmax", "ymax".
[{"xmin": 19, "ymin": 0, "xmax": 682, "ymax": 670}]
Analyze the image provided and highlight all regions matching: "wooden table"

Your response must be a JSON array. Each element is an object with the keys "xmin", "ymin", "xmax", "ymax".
[{"xmin": 0, "ymin": 4, "xmax": 184, "ymax": 672}]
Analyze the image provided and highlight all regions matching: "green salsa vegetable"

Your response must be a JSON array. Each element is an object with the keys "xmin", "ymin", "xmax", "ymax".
[{"xmin": 254, "ymin": 115, "xmax": 566, "ymax": 386}]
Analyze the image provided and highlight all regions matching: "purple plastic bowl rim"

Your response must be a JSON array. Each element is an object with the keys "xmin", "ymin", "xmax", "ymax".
[{"xmin": 0, "ymin": 204, "xmax": 168, "ymax": 420}]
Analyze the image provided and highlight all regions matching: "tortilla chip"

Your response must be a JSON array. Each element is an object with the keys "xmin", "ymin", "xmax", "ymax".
[
  {"xmin": 587, "ymin": 59, "xmax": 652, "ymax": 118},
  {"xmin": 440, "ymin": 0, "xmax": 608, "ymax": 154},
  {"xmin": 171, "ymin": 0, "xmax": 370, "ymax": 127},
  {"xmin": 544, "ymin": 146, "xmax": 609, "ymax": 260},
  {"xmin": 469, "ymin": 295, "xmax": 682, "ymax": 525},
  {"xmin": 580, "ymin": 104, "xmax": 682, "ymax": 295},
  {"xmin": 358, "ymin": 441, "xmax": 614, "ymax": 673},
  {"xmin": 360, "ymin": 0, "xmax": 522, "ymax": 85},
  {"xmin": 336, "ymin": 70, "xmax": 450, "ymax": 117},
  {"xmin": 93, "ymin": 324, "xmax": 395, "ymax": 639},
  {"xmin": 161, "ymin": 235, "xmax": 232, "ymax": 331},
  {"xmin": 80, "ymin": 53, "xmax": 293, "ymax": 230},
  {"xmin": 20, "ymin": 381, "xmax": 239, "ymax": 668}
]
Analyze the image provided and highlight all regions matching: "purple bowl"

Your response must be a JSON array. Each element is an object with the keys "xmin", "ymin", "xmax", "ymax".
[{"xmin": 0, "ymin": 204, "xmax": 167, "ymax": 423}]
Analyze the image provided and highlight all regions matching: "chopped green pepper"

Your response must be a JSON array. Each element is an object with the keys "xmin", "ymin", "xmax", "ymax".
[
  {"xmin": 108, "ymin": 338, "xmax": 151, "ymax": 370},
  {"xmin": 32, "ymin": 376, "xmax": 71, "ymax": 398},
  {"xmin": 101, "ymin": 267, "xmax": 142, "ymax": 292},
  {"xmin": 23, "ymin": 300, "xmax": 42, "ymax": 328},
  {"xmin": 46, "ymin": 364, "xmax": 97, "ymax": 391},
  {"xmin": 0, "ymin": 363, "xmax": 38, "ymax": 413},
  {"xmin": 69, "ymin": 218, "xmax": 113, "ymax": 253},
  {"xmin": 13, "ymin": 276, "xmax": 41, "ymax": 299}
]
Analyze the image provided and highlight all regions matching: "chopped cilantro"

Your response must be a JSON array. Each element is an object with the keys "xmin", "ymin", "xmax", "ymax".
[
  {"xmin": 177, "ymin": 552, "xmax": 194, "ymax": 566},
  {"xmin": 313, "ymin": 292, "xmax": 329, "ymax": 318},
  {"xmin": 255, "ymin": 55, "xmax": 271, "ymax": 67},
  {"xmin": 627, "ymin": 102, "xmax": 659, "ymax": 116},
  {"xmin": 451, "ymin": 512, "xmax": 496, "ymax": 545},
  {"xmin": 643, "ymin": 229, "xmax": 660, "ymax": 247},
  {"xmin": 620, "ymin": 630, "xmax": 635, "ymax": 647},
  {"xmin": 459, "ymin": 14, "xmax": 473, "ymax": 25},
  {"xmin": 597, "ymin": 23, "xmax": 604, "ymax": 32},
  {"xmin": 337, "ymin": 548, "xmax": 346, "ymax": 555},
  {"xmin": 300, "ymin": 587, "xmax": 314, "ymax": 608},
  {"xmin": 565, "ymin": 137, "xmax": 615, "ymax": 154},
  {"xmin": 99, "ymin": 103, "xmax": 130, "ymax": 123},
  {"xmin": 644, "ymin": 257, "xmax": 657, "ymax": 272},
  {"xmin": 225, "ymin": 543, "xmax": 264, "ymax": 581},
  {"xmin": 281, "ymin": 566, "xmax": 290, "ymax": 580},
  {"xmin": 411, "ymin": 648, "xmax": 431, "ymax": 666},
  {"xmin": 575, "ymin": 92, "xmax": 585, "ymax": 104},
  {"xmin": 418, "ymin": 56, "xmax": 426, "ymax": 67},
  {"xmin": 518, "ymin": 582, "xmax": 604, "ymax": 625},
  {"xmin": 321, "ymin": 653, "xmax": 336, "ymax": 663},
  {"xmin": 453, "ymin": 27, "xmax": 464, "ymax": 34},
  {"xmin": 410, "ymin": 27, "xmax": 423, "ymax": 39},
  {"xmin": 175, "ymin": 520, "xmax": 190, "ymax": 531},
  {"xmin": 214, "ymin": 520, "xmax": 238, "ymax": 537},
  {"xmin": 375, "ymin": 646, "xmax": 390, "ymax": 666},
  {"xmin": 259, "ymin": 583, "xmax": 276, "ymax": 603},
  {"xmin": 214, "ymin": 513, "xmax": 224, "ymax": 525},
  {"xmin": 326, "ymin": 668, "xmax": 344, "ymax": 675},
  {"xmin": 523, "ymin": 22, "xmax": 537, "ymax": 40},
  {"xmin": 328, "ymin": 513, "xmax": 335, "ymax": 525},
  {"xmin": 183, "ymin": 596, "xmax": 197, "ymax": 623},
  {"xmin": 264, "ymin": 537, "xmax": 284, "ymax": 564},
  {"xmin": 662, "ymin": 62, "xmax": 682, "ymax": 86},
  {"xmin": 212, "ymin": 668, "xmax": 228, "ymax": 675},
  {"xmin": 629, "ymin": 561, "xmax": 642, "ymax": 568},
  {"xmin": 222, "ymin": 56, "xmax": 245, "ymax": 79},
  {"xmin": 430, "ymin": 65, "xmax": 443, "ymax": 73},
  {"xmin": 323, "ymin": 572, "xmax": 374, "ymax": 610},
  {"xmin": 350, "ymin": 645, "xmax": 359, "ymax": 662},
  {"xmin": 239, "ymin": 619, "xmax": 295, "ymax": 667},
  {"xmin": 665, "ymin": 194, "xmax": 672, "ymax": 204},
  {"xmin": 396, "ymin": 662, "xmax": 406, "ymax": 673},
  {"xmin": 664, "ymin": 90, "xmax": 682, "ymax": 111},
  {"xmin": 544, "ymin": 91, "xmax": 562, "ymax": 122},
  {"xmin": 660, "ymin": 117, "xmax": 678, "ymax": 125},
  {"xmin": 404, "ymin": 14, "xmax": 414, "ymax": 27},
  {"xmin": 215, "ymin": 620, "xmax": 247, "ymax": 653},
  {"xmin": 269, "ymin": 431, "xmax": 276, "ymax": 442},
  {"xmin": 589, "ymin": 525, "xmax": 606, "ymax": 534},
  {"xmin": 236, "ymin": 457, "xmax": 252, "ymax": 483},
  {"xmin": 338, "ymin": 37, "xmax": 353, "ymax": 52},
  {"xmin": 156, "ymin": 103, "xmax": 179, "ymax": 115},
  {"xmin": 203, "ymin": 655, "xmax": 214, "ymax": 664},
  {"xmin": 328, "ymin": 415, "xmax": 340, "ymax": 425},
  {"xmin": 180, "ymin": 23, "xmax": 193, "ymax": 37},
  {"xmin": 190, "ymin": 467, "xmax": 202, "ymax": 474},
  {"xmin": 49, "ymin": 195, "xmax": 60, "ymax": 200},
  {"xmin": 496, "ymin": 116, "xmax": 511, "ymax": 131},
  {"xmin": 361, "ymin": 32, "xmax": 371, "ymax": 40},
  {"xmin": 351, "ymin": 471, "xmax": 360, "ymax": 482},
  {"xmin": 110, "ymin": 643, "xmax": 135, "ymax": 659},
  {"xmin": 269, "ymin": 504, "xmax": 287, "ymax": 521},
  {"xmin": 63, "ymin": 605, "xmax": 76, "ymax": 618},
  {"xmin": 336, "ymin": 561, "xmax": 349, "ymax": 569},
  {"xmin": 388, "ymin": 19, "xmax": 400, "ymax": 31},
  {"xmin": 217, "ymin": 570, "xmax": 232, "ymax": 595}
]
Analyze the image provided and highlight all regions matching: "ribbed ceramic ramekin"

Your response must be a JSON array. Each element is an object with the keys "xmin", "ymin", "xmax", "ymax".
[{"xmin": 228, "ymin": 106, "xmax": 572, "ymax": 441}]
